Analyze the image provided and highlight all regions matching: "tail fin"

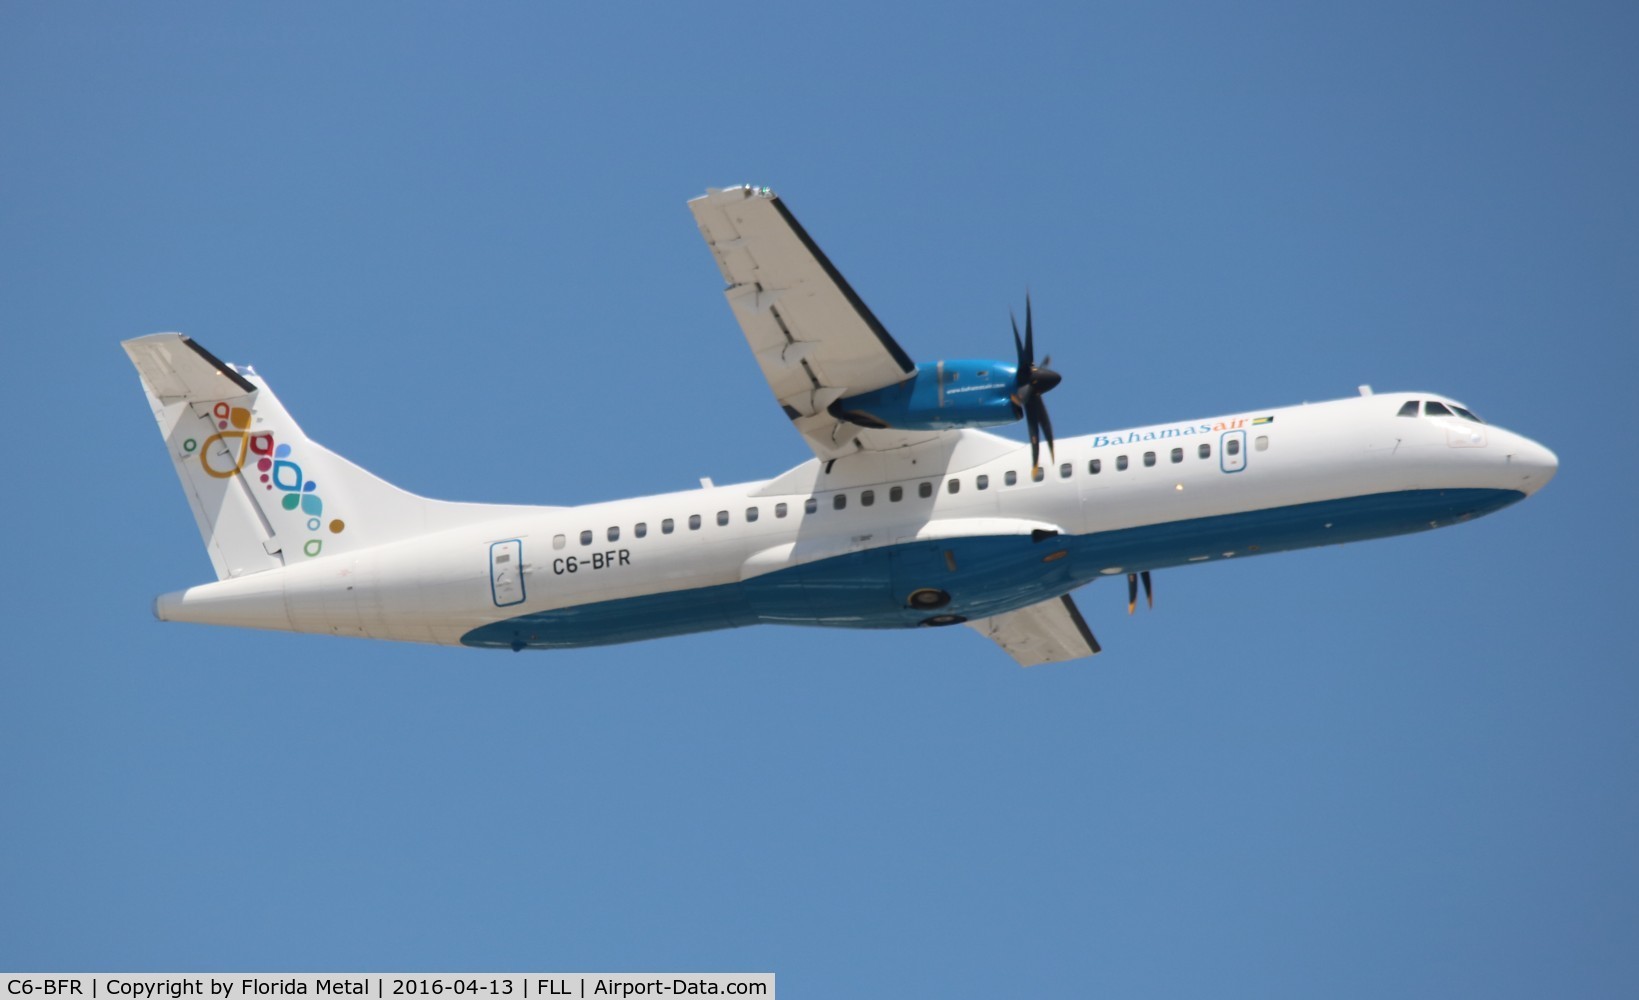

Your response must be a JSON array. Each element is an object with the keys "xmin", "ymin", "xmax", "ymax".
[{"xmin": 125, "ymin": 333, "xmax": 526, "ymax": 580}]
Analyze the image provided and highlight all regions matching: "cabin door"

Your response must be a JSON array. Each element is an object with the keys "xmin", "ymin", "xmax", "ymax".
[{"xmin": 489, "ymin": 539, "xmax": 526, "ymax": 607}]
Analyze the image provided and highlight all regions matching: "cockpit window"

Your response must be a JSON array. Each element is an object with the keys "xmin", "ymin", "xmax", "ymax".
[{"xmin": 1404, "ymin": 398, "xmax": 1482, "ymax": 422}]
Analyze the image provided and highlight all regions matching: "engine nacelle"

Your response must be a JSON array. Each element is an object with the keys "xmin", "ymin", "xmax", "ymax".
[{"xmin": 830, "ymin": 360, "xmax": 1021, "ymax": 430}]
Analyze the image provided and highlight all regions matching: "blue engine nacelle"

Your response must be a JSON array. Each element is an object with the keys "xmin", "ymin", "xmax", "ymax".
[{"xmin": 829, "ymin": 360, "xmax": 1022, "ymax": 430}]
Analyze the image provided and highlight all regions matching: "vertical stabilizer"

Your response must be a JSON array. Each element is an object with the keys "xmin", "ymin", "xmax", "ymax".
[
  {"xmin": 126, "ymin": 334, "xmax": 284, "ymax": 579},
  {"xmin": 125, "ymin": 332, "xmax": 533, "ymax": 581}
]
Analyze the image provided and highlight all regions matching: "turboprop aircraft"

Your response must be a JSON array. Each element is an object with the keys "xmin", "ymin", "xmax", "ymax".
[{"xmin": 124, "ymin": 185, "xmax": 1558, "ymax": 665}]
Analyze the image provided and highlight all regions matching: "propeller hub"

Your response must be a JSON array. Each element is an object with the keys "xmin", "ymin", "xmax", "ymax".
[{"xmin": 1031, "ymin": 367, "xmax": 1061, "ymax": 393}]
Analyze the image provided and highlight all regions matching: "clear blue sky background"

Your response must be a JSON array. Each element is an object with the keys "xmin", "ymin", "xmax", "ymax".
[{"xmin": 3, "ymin": 2, "xmax": 1635, "ymax": 995}]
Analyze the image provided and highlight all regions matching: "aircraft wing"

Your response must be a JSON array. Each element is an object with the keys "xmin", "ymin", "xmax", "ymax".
[
  {"xmin": 689, "ymin": 186, "xmax": 939, "ymax": 461},
  {"xmin": 967, "ymin": 594, "xmax": 1102, "ymax": 667}
]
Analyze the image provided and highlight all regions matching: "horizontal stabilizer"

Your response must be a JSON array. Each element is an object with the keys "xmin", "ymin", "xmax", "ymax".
[{"xmin": 123, "ymin": 333, "xmax": 256, "ymax": 403}]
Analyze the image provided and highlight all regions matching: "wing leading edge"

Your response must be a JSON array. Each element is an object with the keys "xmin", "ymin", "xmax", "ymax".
[{"xmin": 689, "ymin": 185, "xmax": 941, "ymax": 461}]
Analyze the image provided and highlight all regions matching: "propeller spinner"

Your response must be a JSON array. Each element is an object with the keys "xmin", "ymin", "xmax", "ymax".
[{"xmin": 1010, "ymin": 295, "xmax": 1063, "ymax": 473}]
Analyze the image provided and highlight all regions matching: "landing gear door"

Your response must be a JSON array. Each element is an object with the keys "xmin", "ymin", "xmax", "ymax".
[
  {"xmin": 490, "ymin": 539, "xmax": 526, "ymax": 607},
  {"xmin": 1220, "ymin": 430, "xmax": 1247, "ymax": 473}
]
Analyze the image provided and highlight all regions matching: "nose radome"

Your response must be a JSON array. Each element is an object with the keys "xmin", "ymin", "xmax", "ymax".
[{"xmin": 1510, "ymin": 437, "xmax": 1558, "ymax": 495}]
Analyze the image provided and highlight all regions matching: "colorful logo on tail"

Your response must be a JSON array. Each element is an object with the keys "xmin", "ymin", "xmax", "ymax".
[{"xmin": 182, "ymin": 402, "xmax": 345, "ymax": 559}]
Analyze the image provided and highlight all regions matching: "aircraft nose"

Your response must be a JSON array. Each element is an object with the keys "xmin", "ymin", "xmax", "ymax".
[{"xmin": 1508, "ymin": 436, "xmax": 1558, "ymax": 495}]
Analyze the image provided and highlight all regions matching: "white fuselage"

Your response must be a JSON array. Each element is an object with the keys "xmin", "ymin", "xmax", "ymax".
[{"xmin": 155, "ymin": 391, "xmax": 1557, "ymax": 650}]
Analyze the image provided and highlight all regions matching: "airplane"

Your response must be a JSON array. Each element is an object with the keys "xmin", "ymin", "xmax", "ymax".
[{"xmin": 123, "ymin": 185, "xmax": 1559, "ymax": 665}]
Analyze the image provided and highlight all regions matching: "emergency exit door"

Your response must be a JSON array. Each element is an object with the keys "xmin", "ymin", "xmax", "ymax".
[{"xmin": 1220, "ymin": 430, "xmax": 1247, "ymax": 473}]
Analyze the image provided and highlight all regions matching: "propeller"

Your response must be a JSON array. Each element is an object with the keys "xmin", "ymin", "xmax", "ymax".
[
  {"xmin": 1010, "ymin": 294, "xmax": 1063, "ymax": 473},
  {"xmin": 1126, "ymin": 571, "xmax": 1153, "ymax": 615}
]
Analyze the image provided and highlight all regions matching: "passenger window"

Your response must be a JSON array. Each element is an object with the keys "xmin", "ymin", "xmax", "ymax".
[
  {"xmin": 662, "ymin": 518, "xmax": 675, "ymax": 534},
  {"xmin": 1089, "ymin": 458, "xmax": 1101, "ymax": 474},
  {"xmin": 805, "ymin": 497, "xmax": 818, "ymax": 514},
  {"xmin": 775, "ymin": 503, "xmax": 788, "ymax": 518},
  {"xmin": 1198, "ymin": 443, "xmax": 1211, "ymax": 459},
  {"xmin": 1227, "ymin": 438, "xmax": 1241, "ymax": 456},
  {"xmin": 976, "ymin": 474, "xmax": 989, "ymax": 490},
  {"xmin": 716, "ymin": 510, "xmax": 729, "ymax": 526},
  {"xmin": 580, "ymin": 530, "xmax": 593, "ymax": 546},
  {"xmin": 607, "ymin": 526, "xmax": 619, "ymax": 542},
  {"xmin": 1032, "ymin": 467, "xmax": 1044, "ymax": 482},
  {"xmin": 1143, "ymin": 451, "xmax": 1156, "ymax": 467},
  {"xmin": 1117, "ymin": 455, "xmax": 1129, "ymax": 471},
  {"xmin": 553, "ymin": 534, "xmax": 566, "ymax": 550},
  {"xmin": 745, "ymin": 507, "xmax": 758, "ymax": 522},
  {"xmin": 947, "ymin": 479, "xmax": 960, "ymax": 495},
  {"xmin": 833, "ymin": 494, "xmax": 847, "ymax": 510},
  {"xmin": 1424, "ymin": 401, "xmax": 1453, "ymax": 417},
  {"xmin": 635, "ymin": 522, "xmax": 647, "ymax": 538},
  {"xmin": 1255, "ymin": 435, "xmax": 1268, "ymax": 451},
  {"xmin": 689, "ymin": 514, "xmax": 702, "ymax": 530},
  {"xmin": 1397, "ymin": 400, "xmax": 1420, "ymax": 417},
  {"xmin": 889, "ymin": 485, "xmax": 903, "ymax": 502},
  {"xmin": 861, "ymin": 490, "xmax": 874, "ymax": 507},
  {"xmin": 1059, "ymin": 463, "xmax": 1072, "ymax": 479},
  {"xmin": 1005, "ymin": 471, "xmax": 1018, "ymax": 486}
]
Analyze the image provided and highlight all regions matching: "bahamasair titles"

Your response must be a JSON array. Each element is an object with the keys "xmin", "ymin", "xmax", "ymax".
[{"xmin": 125, "ymin": 185, "xmax": 1558, "ymax": 665}]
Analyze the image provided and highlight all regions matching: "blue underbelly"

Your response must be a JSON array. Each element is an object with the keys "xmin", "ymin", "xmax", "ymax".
[{"xmin": 461, "ymin": 488, "xmax": 1524, "ymax": 650}]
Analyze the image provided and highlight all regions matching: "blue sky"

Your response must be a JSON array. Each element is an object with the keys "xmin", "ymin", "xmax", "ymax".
[{"xmin": 3, "ymin": 1, "xmax": 1636, "ymax": 995}]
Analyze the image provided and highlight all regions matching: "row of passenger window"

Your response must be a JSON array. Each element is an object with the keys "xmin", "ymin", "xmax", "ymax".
[
  {"xmin": 552, "ymin": 482, "xmax": 948, "ymax": 547},
  {"xmin": 944, "ymin": 436, "xmax": 1268, "ymax": 492},
  {"xmin": 553, "ymin": 436, "xmax": 1273, "ymax": 548},
  {"xmin": 554, "ymin": 501, "xmax": 786, "ymax": 548}
]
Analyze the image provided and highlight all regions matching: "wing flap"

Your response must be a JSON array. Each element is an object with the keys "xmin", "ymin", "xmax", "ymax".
[{"xmin": 967, "ymin": 594, "xmax": 1102, "ymax": 667}]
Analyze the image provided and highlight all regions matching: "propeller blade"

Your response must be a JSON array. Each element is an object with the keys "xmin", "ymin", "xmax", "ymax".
[
  {"xmin": 1025, "ymin": 400, "xmax": 1041, "ymax": 473},
  {"xmin": 1127, "ymin": 573, "xmax": 1138, "ymax": 615},
  {"xmin": 1141, "ymin": 570, "xmax": 1153, "ymax": 609},
  {"xmin": 1011, "ymin": 312, "xmax": 1027, "ymax": 383},
  {"xmin": 1031, "ymin": 394, "xmax": 1056, "ymax": 463},
  {"xmin": 1007, "ymin": 293, "xmax": 1059, "ymax": 473},
  {"xmin": 1024, "ymin": 294, "xmax": 1035, "ymax": 371}
]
